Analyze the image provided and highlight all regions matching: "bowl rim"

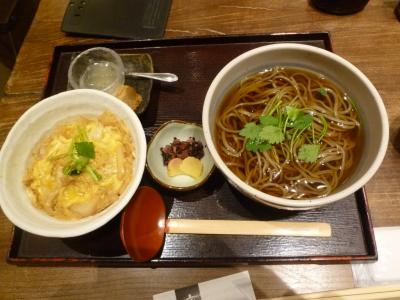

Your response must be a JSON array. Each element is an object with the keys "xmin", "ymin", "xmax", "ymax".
[
  {"xmin": 146, "ymin": 120, "xmax": 215, "ymax": 191},
  {"xmin": 202, "ymin": 43, "xmax": 389, "ymax": 208},
  {"xmin": 0, "ymin": 89, "xmax": 147, "ymax": 237}
]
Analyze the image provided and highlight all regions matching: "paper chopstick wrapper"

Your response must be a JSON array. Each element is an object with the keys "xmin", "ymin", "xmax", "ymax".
[
  {"xmin": 263, "ymin": 284, "xmax": 400, "ymax": 299},
  {"xmin": 351, "ymin": 226, "xmax": 400, "ymax": 287},
  {"xmin": 153, "ymin": 271, "xmax": 256, "ymax": 300}
]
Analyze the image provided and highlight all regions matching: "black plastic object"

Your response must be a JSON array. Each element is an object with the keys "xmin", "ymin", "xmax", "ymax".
[
  {"xmin": 311, "ymin": 0, "xmax": 369, "ymax": 15},
  {"xmin": 394, "ymin": 128, "xmax": 400, "ymax": 152},
  {"xmin": 61, "ymin": 0, "xmax": 172, "ymax": 39},
  {"xmin": 0, "ymin": 0, "xmax": 40, "ymax": 68},
  {"xmin": 395, "ymin": 1, "xmax": 400, "ymax": 21}
]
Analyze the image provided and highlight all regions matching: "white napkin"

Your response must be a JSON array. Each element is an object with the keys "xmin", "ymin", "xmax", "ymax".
[
  {"xmin": 153, "ymin": 271, "xmax": 256, "ymax": 300},
  {"xmin": 352, "ymin": 226, "xmax": 400, "ymax": 287}
]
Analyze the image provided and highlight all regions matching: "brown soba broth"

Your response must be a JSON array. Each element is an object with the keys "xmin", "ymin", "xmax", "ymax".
[{"xmin": 215, "ymin": 67, "xmax": 361, "ymax": 199}]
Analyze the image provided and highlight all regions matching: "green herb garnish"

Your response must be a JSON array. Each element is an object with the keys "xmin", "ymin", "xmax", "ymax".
[
  {"xmin": 245, "ymin": 139, "xmax": 271, "ymax": 152},
  {"xmin": 319, "ymin": 87, "xmax": 328, "ymax": 97},
  {"xmin": 286, "ymin": 106, "xmax": 301, "ymax": 121},
  {"xmin": 239, "ymin": 122, "xmax": 262, "ymax": 140},
  {"xmin": 259, "ymin": 126, "xmax": 284, "ymax": 144},
  {"xmin": 260, "ymin": 115, "xmax": 279, "ymax": 126},
  {"xmin": 298, "ymin": 144, "xmax": 320, "ymax": 163},
  {"xmin": 293, "ymin": 114, "xmax": 313, "ymax": 130},
  {"xmin": 85, "ymin": 165, "xmax": 103, "ymax": 181},
  {"xmin": 240, "ymin": 105, "xmax": 321, "ymax": 163},
  {"xmin": 63, "ymin": 156, "xmax": 89, "ymax": 175},
  {"xmin": 75, "ymin": 141, "xmax": 95, "ymax": 159},
  {"xmin": 318, "ymin": 115, "xmax": 328, "ymax": 142},
  {"xmin": 62, "ymin": 128, "xmax": 102, "ymax": 181}
]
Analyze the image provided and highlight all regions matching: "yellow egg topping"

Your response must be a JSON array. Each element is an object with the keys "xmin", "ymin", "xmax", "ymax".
[{"xmin": 24, "ymin": 112, "xmax": 135, "ymax": 220}]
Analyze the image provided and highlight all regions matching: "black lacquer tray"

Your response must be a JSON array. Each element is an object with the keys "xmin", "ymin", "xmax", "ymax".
[{"xmin": 8, "ymin": 32, "xmax": 377, "ymax": 267}]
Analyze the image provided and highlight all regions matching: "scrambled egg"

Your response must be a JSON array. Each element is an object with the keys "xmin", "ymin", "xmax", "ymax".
[{"xmin": 24, "ymin": 112, "xmax": 135, "ymax": 220}]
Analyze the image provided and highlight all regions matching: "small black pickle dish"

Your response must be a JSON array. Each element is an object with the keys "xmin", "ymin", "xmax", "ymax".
[{"xmin": 145, "ymin": 120, "xmax": 215, "ymax": 191}]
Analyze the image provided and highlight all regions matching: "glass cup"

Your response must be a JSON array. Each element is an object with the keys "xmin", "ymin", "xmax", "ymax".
[{"xmin": 68, "ymin": 47, "xmax": 125, "ymax": 95}]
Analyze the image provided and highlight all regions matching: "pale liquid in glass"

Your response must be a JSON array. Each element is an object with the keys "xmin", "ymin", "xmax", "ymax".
[{"xmin": 79, "ymin": 61, "xmax": 120, "ymax": 91}]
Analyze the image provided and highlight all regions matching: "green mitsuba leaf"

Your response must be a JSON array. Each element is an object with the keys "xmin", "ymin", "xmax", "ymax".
[
  {"xmin": 260, "ymin": 115, "xmax": 279, "ymax": 126},
  {"xmin": 298, "ymin": 144, "xmax": 320, "ymax": 163},
  {"xmin": 239, "ymin": 105, "xmax": 317, "ymax": 156},
  {"xmin": 293, "ymin": 114, "xmax": 313, "ymax": 130},
  {"xmin": 63, "ymin": 128, "xmax": 101, "ymax": 181},
  {"xmin": 285, "ymin": 106, "xmax": 301, "ymax": 121},
  {"xmin": 75, "ymin": 141, "xmax": 95, "ymax": 159},
  {"xmin": 259, "ymin": 126, "xmax": 285, "ymax": 144},
  {"xmin": 239, "ymin": 122, "xmax": 261, "ymax": 139},
  {"xmin": 256, "ymin": 141, "xmax": 272, "ymax": 152},
  {"xmin": 246, "ymin": 139, "xmax": 271, "ymax": 152}
]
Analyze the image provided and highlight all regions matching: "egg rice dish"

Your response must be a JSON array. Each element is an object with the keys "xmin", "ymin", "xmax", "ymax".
[{"xmin": 24, "ymin": 112, "xmax": 135, "ymax": 220}]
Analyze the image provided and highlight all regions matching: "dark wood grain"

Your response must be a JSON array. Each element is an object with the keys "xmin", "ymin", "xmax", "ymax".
[
  {"xmin": 7, "ymin": 33, "xmax": 376, "ymax": 267},
  {"xmin": 8, "ymin": 178, "xmax": 376, "ymax": 266}
]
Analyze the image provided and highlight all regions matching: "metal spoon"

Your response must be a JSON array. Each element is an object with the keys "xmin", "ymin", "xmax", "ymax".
[
  {"xmin": 125, "ymin": 72, "xmax": 178, "ymax": 82},
  {"xmin": 120, "ymin": 186, "xmax": 331, "ymax": 262}
]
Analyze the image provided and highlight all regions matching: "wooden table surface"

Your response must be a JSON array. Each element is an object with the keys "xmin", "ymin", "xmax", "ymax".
[{"xmin": 1, "ymin": 0, "xmax": 400, "ymax": 299}]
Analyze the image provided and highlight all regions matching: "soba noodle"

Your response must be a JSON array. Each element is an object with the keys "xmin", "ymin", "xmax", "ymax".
[{"xmin": 215, "ymin": 67, "xmax": 361, "ymax": 199}]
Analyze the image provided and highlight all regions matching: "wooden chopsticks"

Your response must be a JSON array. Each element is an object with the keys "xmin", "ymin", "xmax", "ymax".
[{"xmin": 261, "ymin": 284, "xmax": 400, "ymax": 300}]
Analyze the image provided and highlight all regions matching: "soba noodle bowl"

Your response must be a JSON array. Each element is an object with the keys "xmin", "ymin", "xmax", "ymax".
[{"xmin": 215, "ymin": 67, "xmax": 361, "ymax": 199}]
